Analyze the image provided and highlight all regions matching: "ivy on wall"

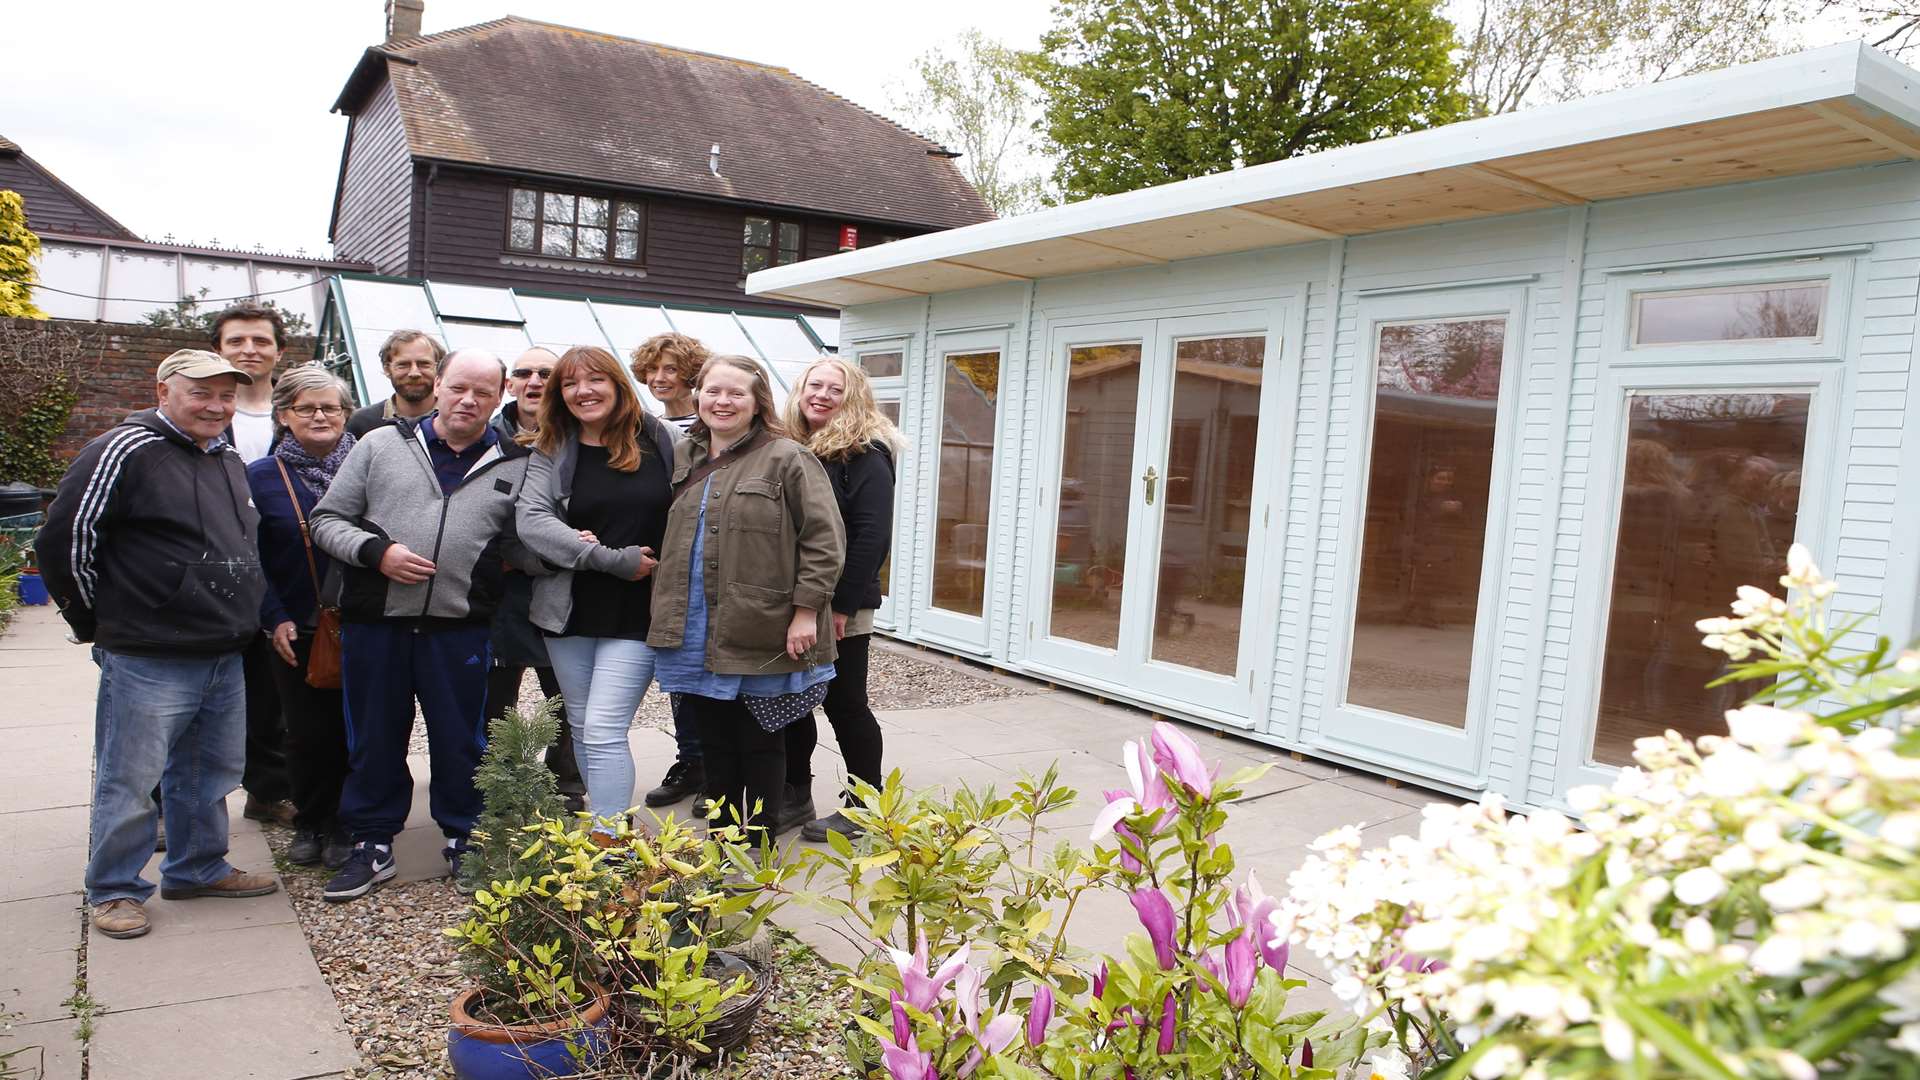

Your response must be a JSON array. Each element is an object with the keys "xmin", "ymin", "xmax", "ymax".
[{"xmin": 0, "ymin": 321, "xmax": 98, "ymax": 486}]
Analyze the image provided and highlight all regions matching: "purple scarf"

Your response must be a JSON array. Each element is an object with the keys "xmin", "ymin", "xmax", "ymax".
[{"xmin": 274, "ymin": 430, "xmax": 356, "ymax": 497}]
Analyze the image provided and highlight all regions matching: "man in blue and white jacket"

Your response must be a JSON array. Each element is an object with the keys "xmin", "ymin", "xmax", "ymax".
[{"xmin": 310, "ymin": 349, "xmax": 533, "ymax": 901}]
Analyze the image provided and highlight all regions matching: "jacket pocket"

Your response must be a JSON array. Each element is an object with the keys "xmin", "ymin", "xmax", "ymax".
[
  {"xmin": 730, "ymin": 478, "xmax": 784, "ymax": 534},
  {"xmin": 720, "ymin": 580, "xmax": 792, "ymax": 653},
  {"xmin": 160, "ymin": 561, "xmax": 263, "ymax": 640}
]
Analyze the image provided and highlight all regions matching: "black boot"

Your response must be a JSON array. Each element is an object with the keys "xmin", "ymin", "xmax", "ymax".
[
  {"xmin": 775, "ymin": 783, "xmax": 816, "ymax": 836},
  {"xmin": 287, "ymin": 828, "xmax": 323, "ymax": 866},
  {"xmin": 644, "ymin": 758, "xmax": 704, "ymax": 807}
]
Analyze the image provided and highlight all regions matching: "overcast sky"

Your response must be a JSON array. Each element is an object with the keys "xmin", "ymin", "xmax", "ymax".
[{"xmin": 1, "ymin": 1, "xmax": 1877, "ymax": 259}]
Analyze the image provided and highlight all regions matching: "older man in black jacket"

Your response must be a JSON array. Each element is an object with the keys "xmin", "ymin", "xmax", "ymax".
[{"xmin": 38, "ymin": 349, "xmax": 282, "ymax": 942}]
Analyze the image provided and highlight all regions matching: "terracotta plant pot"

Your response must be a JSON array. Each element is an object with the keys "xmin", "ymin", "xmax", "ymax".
[{"xmin": 447, "ymin": 983, "xmax": 612, "ymax": 1080}]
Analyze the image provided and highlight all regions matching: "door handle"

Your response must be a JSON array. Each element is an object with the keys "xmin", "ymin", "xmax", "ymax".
[{"xmin": 1143, "ymin": 465, "xmax": 1158, "ymax": 505}]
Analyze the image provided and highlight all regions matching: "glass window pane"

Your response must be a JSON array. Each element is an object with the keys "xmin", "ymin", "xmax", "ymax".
[
  {"xmin": 614, "ymin": 231, "xmax": 640, "ymax": 261},
  {"xmin": 509, "ymin": 218, "xmax": 536, "ymax": 250},
  {"xmin": 616, "ymin": 203, "xmax": 641, "ymax": 230},
  {"xmin": 511, "ymin": 188, "xmax": 538, "ymax": 217},
  {"xmin": 1347, "ymin": 318, "xmax": 1507, "ymax": 727},
  {"xmin": 517, "ymin": 295, "xmax": 611, "ymax": 355},
  {"xmin": 31, "ymin": 243, "xmax": 104, "ymax": 320},
  {"xmin": 778, "ymin": 222, "xmax": 802, "ymax": 252},
  {"xmin": 803, "ymin": 316, "xmax": 840, "ymax": 350},
  {"xmin": 933, "ymin": 351, "xmax": 1000, "ymax": 617},
  {"xmin": 738, "ymin": 315, "xmax": 820, "ymax": 363},
  {"xmin": 253, "ymin": 268, "xmax": 320, "ymax": 328},
  {"xmin": 775, "ymin": 248, "xmax": 800, "ymax": 267},
  {"xmin": 428, "ymin": 282, "xmax": 522, "ymax": 323},
  {"xmin": 98, "ymin": 250, "xmax": 182, "ymax": 324},
  {"xmin": 1049, "ymin": 343, "xmax": 1141, "ymax": 649},
  {"xmin": 592, "ymin": 301, "xmax": 675, "ymax": 358},
  {"xmin": 578, "ymin": 226, "xmax": 608, "ymax": 260},
  {"xmin": 578, "ymin": 197, "xmax": 609, "ymax": 227},
  {"xmin": 743, "ymin": 246, "xmax": 771, "ymax": 275},
  {"xmin": 667, "ymin": 308, "xmax": 757, "ymax": 357},
  {"xmin": 339, "ymin": 278, "xmax": 437, "ymax": 333},
  {"xmin": 744, "ymin": 217, "xmax": 772, "ymax": 247},
  {"xmin": 542, "ymin": 224, "xmax": 575, "ymax": 257},
  {"xmin": 543, "ymin": 192, "xmax": 576, "ymax": 223},
  {"xmin": 1151, "ymin": 336, "xmax": 1265, "ymax": 675},
  {"xmin": 1592, "ymin": 393, "xmax": 1811, "ymax": 766},
  {"xmin": 440, "ymin": 319, "xmax": 531, "ymax": 355},
  {"xmin": 1634, "ymin": 282, "xmax": 1825, "ymax": 345},
  {"xmin": 183, "ymin": 258, "xmax": 252, "ymax": 311},
  {"xmin": 860, "ymin": 350, "xmax": 903, "ymax": 378}
]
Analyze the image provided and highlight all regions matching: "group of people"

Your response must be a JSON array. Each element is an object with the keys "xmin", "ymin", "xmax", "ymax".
[{"xmin": 39, "ymin": 300, "xmax": 901, "ymax": 941}]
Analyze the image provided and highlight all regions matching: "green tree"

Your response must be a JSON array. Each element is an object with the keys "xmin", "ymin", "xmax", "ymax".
[
  {"xmin": 0, "ymin": 191, "xmax": 47, "ymax": 320},
  {"xmin": 889, "ymin": 30, "xmax": 1055, "ymax": 216},
  {"xmin": 1026, "ymin": 0, "xmax": 1467, "ymax": 201}
]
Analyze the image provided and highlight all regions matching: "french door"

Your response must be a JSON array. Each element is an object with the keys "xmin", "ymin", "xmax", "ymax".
[{"xmin": 1026, "ymin": 309, "xmax": 1283, "ymax": 721}]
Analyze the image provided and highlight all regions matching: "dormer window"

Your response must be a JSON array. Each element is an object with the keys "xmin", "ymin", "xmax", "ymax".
[{"xmin": 508, "ymin": 187, "xmax": 646, "ymax": 265}]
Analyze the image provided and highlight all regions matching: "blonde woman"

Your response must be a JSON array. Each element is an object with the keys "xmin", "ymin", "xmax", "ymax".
[{"xmin": 779, "ymin": 357, "xmax": 905, "ymax": 841}]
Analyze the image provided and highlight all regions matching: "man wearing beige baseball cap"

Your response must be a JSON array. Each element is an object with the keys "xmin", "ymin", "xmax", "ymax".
[{"xmin": 36, "ymin": 349, "xmax": 279, "ymax": 940}]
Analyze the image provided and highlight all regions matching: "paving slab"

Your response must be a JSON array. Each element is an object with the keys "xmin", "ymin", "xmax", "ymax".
[
  {"xmin": 0, "ymin": 769, "xmax": 92, "ymax": 815},
  {"xmin": 391, "ymin": 825, "xmax": 454, "ymax": 884},
  {"xmin": 0, "ymin": 947, "xmax": 80, "ymax": 1024},
  {"xmin": 0, "ymin": 806, "xmax": 89, "ymax": 855},
  {"xmin": 0, "ymin": 842, "xmax": 84, "ymax": 903},
  {"xmin": 0, "ymin": 1017, "xmax": 83, "ymax": 1080},
  {"xmin": 88, "ymin": 983, "xmax": 358, "ymax": 1080},
  {"xmin": 86, "ymin": 918, "xmax": 325, "ymax": 1013},
  {"xmin": 0, "ymin": 894, "xmax": 83, "ymax": 959}
]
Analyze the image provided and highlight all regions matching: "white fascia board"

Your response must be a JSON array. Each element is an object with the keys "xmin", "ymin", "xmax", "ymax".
[
  {"xmin": 1853, "ymin": 43, "xmax": 1920, "ymax": 126},
  {"xmin": 746, "ymin": 42, "xmax": 1880, "ymax": 298}
]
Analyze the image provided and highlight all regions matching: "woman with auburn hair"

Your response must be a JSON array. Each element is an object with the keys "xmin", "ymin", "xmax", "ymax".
[
  {"xmin": 777, "ymin": 356, "xmax": 905, "ymax": 840},
  {"xmin": 515, "ymin": 346, "xmax": 677, "ymax": 833},
  {"xmin": 648, "ymin": 355, "xmax": 845, "ymax": 843}
]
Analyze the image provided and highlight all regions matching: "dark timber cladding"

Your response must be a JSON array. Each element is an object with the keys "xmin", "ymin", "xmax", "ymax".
[
  {"xmin": 0, "ymin": 136, "xmax": 139, "ymax": 241},
  {"xmin": 327, "ymin": 15, "xmax": 995, "ymax": 312}
]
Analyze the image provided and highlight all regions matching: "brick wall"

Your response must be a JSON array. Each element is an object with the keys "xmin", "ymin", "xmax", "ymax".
[{"xmin": 0, "ymin": 318, "xmax": 314, "ymax": 462}]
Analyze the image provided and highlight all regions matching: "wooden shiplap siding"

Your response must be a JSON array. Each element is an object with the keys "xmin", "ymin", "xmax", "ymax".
[
  {"xmin": 838, "ymin": 159, "xmax": 1920, "ymax": 809},
  {"xmin": 332, "ymin": 79, "xmax": 413, "ymax": 275},
  {"xmin": 0, "ymin": 153, "xmax": 134, "ymax": 240}
]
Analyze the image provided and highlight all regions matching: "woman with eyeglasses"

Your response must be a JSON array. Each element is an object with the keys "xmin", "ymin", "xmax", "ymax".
[
  {"xmin": 246, "ymin": 365, "xmax": 357, "ymax": 869},
  {"xmin": 648, "ymin": 354, "xmax": 844, "ymax": 843},
  {"xmin": 778, "ymin": 357, "xmax": 904, "ymax": 840},
  {"xmin": 516, "ymin": 347, "xmax": 677, "ymax": 835}
]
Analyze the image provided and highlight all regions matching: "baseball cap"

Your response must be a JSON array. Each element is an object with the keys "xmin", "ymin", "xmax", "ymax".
[{"xmin": 156, "ymin": 349, "xmax": 255, "ymax": 385}]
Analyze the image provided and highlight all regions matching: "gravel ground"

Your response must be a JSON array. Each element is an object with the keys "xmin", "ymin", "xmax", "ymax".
[{"xmin": 303, "ymin": 640, "xmax": 1024, "ymax": 1077}]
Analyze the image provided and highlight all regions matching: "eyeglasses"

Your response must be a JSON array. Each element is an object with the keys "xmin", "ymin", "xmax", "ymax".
[
  {"xmin": 511, "ymin": 368, "xmax": 555, "ymax": 380},
  {"xmin": 287, "ymin": 405, "xmax": 346, "ymax": 418}
]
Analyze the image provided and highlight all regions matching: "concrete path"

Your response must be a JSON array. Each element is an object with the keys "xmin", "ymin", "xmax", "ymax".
[{"xmin": 0, "ymin": 606, "xmax": 358, "ymax": 1080}]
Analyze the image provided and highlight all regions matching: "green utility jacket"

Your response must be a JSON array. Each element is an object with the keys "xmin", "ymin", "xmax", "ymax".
[{"xmin": 647, "ymin": 426, "xmax": 845, "ymax": 675}]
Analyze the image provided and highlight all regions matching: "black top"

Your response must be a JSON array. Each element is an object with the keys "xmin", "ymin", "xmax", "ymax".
[
  {"xmin": 559, "ymin": 442, "xmax": 671, "ymax": 639},
  {"xmin": 826, "ymin": 442, "xmax": 896, "ymax": 616}
]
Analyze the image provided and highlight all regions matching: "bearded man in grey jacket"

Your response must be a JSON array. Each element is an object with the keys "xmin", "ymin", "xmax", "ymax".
[{"xmin": 309, "ymin": 350, "xmax": 532, "ymax": 901}]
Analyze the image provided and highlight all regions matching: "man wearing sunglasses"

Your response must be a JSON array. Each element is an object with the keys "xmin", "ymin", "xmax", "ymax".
[{"xmin": 487, "ymin": 347, "xmax": 586, "ymax": 812}]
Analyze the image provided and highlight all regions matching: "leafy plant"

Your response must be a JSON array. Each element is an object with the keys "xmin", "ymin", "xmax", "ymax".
[
  {"xmin": 141, "ymin": 286, "xmax": 312, "ymax": 337},
  {"xmin": 0, "ymin": 190, "xmax": 45, "ymax": 320},
  {"xmin": 0, "ymin": 321, "xmax": 97, "ymax": 487}
]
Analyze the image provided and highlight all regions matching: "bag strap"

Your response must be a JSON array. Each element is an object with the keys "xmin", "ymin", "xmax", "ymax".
[
  {"xmin": 273, "ymin": 458, "xmax": 327, "ymax": 605},
  {"xmin": 672, "ymin": 425, "xmax": 768, "ymax": 505}
]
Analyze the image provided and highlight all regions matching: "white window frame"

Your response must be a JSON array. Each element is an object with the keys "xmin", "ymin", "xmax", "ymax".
[
  {"xmin": 1606, "ymin": 259, "xmax": 1853, "ymax": 365},
  {"xmin": 850, "ymin": 337, "xmax": 911, "ymax": 630}
]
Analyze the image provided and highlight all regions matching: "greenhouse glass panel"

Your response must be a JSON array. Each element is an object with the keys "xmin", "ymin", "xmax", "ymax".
[
  {"xmin": 592, "ymin": 302, "xmax": 674, "ymax": 355},
  {"xmin": 429, "ymin": 283, "xmax": 522, "ymax": 323},
  {"xmin": 253, "ymin": 269, "xmax": 321, "ymax": 327},
  {"xmin": 33, "ymin": 245, "xmax": 104, "ymax": 320},
  {"xmin": 737, "ymin": 315, "xmax": 821, "ymax": 363},
  {"xmin": 666, "ymin": 308, "xmax": 756, "ymax": 358},
  {"xmin": 339, "ymin": 279, "xmax": 436, "ymax": 335},
  {"xmin": 183, "ymin": 259, "xmax": 252, "ymax": 312},
  {"xmin": 102, "ymin": 251, "xmax": 181, "ymax": 323},
  {"xmin": 441, "ymin": 319, "xmax": 532, "ymax": 355},
  {"xmin": 802, "ymin": 315, "xmax": 840, "ymax": 350},
  {"xmin": 517, "ymin": 295, "xmax": 613, "ymax": 354}
]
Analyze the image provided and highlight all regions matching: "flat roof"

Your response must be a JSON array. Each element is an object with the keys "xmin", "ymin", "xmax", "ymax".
[{"xmin": 746, "ymin": 43, "xmax": 1920, "ymax": 308}]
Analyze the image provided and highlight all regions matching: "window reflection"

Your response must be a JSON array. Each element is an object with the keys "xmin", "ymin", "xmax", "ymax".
[
  {"xmin": 931, "ymin": 352, "xmax": 1000, "ymax": 617},
  {"xmin": 861, "ymin": 351, "xmax": 904, "ymax": 378},
  {"xmin": 1347, "ymin": 318, "xmax": 1507, "ymax": 728},
  {"xmin": 1634, "ymin": 282, "xmax": 1825, "ymax": 345},
  {"xmin": 1592, "ymin": 393, "xmax": 1810, "ymax": 766},
  {"xmin": 1150, "ymin": 336, "xmax": 1265, "ymax": 676},
  {"xmin": 1049, "ymin": 343, "xmax": 1142, "ymax": 649}
]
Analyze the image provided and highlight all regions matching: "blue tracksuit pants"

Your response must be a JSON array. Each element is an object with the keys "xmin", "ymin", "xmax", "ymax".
[{"xmin": 337, "ymin": 621, "xmax": 492, "ymax": 845}]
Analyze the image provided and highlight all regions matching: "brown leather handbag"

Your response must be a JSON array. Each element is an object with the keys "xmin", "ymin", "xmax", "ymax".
[{"xmin": 275, "ymin": 460, "xmax": 344, "ymax": 689}]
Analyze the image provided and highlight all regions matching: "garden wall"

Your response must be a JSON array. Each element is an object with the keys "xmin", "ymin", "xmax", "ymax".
[{"xmin": 0, "ymin": 317, "xmax": 314, "ymax": 463}]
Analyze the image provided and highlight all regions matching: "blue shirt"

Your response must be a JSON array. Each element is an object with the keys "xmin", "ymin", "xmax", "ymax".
[
  {"xmin": 419, "ymin": 414, "xmax": 498, "ymax": 495},
  {"xmin": 653, "ymin": 478, "xmax": 834, "ymax": 701}
]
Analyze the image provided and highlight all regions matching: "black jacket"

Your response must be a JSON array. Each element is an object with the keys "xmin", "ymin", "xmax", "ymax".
[
  {"xmin": 37, "ymin": 410, "xmax": 265, "ymax": 655},
  {"xmin": 825, "ymin": 442, "xmax": 895, "ymax": 616}
]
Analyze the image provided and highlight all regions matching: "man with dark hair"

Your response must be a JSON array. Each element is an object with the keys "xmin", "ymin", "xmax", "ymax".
[
  {"xmin": 346, "ymin": 330, "xmax": 445, "ymax": 438},
  {"xmin": 209, "ymin": 301, "xmax": 287, "ymax": 463},
  {"xmin": 37, "ymin": 349, "xmax": 280, "ymax": 941},
  {"xmin": 209, "ymin": 301, "xmax": 297, "ymax": 827},
  {"xmin": 312, "ymin": 349, "xmax": 532, "ymax": 900}
]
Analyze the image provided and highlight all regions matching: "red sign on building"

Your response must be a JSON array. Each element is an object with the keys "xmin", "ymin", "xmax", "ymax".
[{"xmin": 838, "ymin": 225, "xmax": 859, "ymax": 250}]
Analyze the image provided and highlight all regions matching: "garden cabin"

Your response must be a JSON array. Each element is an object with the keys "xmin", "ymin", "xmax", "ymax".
[{"xmin": 747, "ymin": 44, "xmax": 1920, "ymax": 810}]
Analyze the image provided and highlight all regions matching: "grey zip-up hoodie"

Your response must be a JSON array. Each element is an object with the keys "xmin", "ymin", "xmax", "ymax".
[{"xmin": 310, "ymin": 415, "xmax": 533, "ymax": 626}]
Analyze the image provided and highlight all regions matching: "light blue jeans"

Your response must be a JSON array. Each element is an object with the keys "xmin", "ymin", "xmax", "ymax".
[
  {"xmin": 543, "ymin": 636, "xmax": 656, "ymax": 828},
  {"xmin": 88, "ymin": 649, "xmax": 245, "ymax": 904}
]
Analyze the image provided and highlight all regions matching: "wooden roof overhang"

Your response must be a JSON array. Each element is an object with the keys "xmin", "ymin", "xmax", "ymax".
[{"xmin": 747, "ymin": 44, "xmax": 1920, "ymax": 309}]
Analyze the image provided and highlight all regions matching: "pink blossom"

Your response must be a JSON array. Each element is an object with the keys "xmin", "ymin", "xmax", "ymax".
[
  {"xmin": 1157, "ymin": 991, "xmax": 1177, "ymax": 1053},
  {"xmin": 1224, "ymin": 927, "xmax": 1256, "ymax": 1007},
  {"xmin": 890, "ymin": 993, "xmax": 911, "ymax": 1046},
  {"xmin": 1235, "ymin": 872, "xmax": 1288, "ymax": 972},
  {"xmin": 1130, "ymin": 887, "xmax": 1179, "ymax": 969},
  {"xmin": 958, "ymin": 1015, "xmax": 1022, "ymax": 1078},
  {"xmin": 1026, "ymin": 983, "xmax": 1053, "ymax": 1045},
  {"xmin": 881, "ymin": 1031, "xmax": 932, "ymax": 1080},
  {"xmin": 888, "ymin": 933, "xmax": 970, "ymax": 1013},
  {"xmin": 1090, "ymin": 740, "xmax": 1176, "ymax": 844},
  {"xmin": 1150, "ymin": 721, "xmax": 1217, "ymax": 799}
]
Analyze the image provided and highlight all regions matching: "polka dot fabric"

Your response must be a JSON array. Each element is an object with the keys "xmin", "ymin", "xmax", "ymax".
[{"xmin": 744, "ymin": 681, "xmax": 830, "ymax": 733}]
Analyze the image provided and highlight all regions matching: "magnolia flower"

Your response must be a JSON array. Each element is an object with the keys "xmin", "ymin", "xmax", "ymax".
[
  {"xmin": 1025, "ymin": 983, "xmax": 1053, "ymax": 1045},
  {"xmin": 1224, "ymin": 929, "xmax": 1257, "ymax": 1007},
  {"xmin": 1090, "ymin": 739, "xmax": 1176, "ymax": 844},
  {"xmin": 1673, "ymin": 867, "xmax": 1726, "ymax": 905},
  {"xmin": 880, "ymin": 1031, "xmax": 932, "ymax": 1080},
  {"xmin": 1234, "ymin": 871, "xmax": 1289, "ymax": 971},
  {"xmin": 1131, "ymin": 887, "xmax": 1179, "ymax": 969},
  {"xmin": 957, "ymin": 1015, "xmax": 1021, "ymax": 1079},
  {"xmin": 1092, "ymin": 962, "xmax": 1109, "ymax": 1000},
  {"xmin": 1150, "ymin": 721, "xmax": 1217, "ymax": 798},
  {"xmin": 1299, "ymin": 1038, "xmax": 1314, "ymax": 1067},
  {"xmin": 891, "ymin": 993, "xmax": 911, "ymax": 1046},
  {"xmin": 889, "ymin": 933, "xmax": 970, "ymax": 1012},
  {"xmin": 1156, "ymin": 991, "xmax": 1177, "ymax": 1053},
  {"xmin": 952, "ymin": 962, "xmax": 985, "ymax": 1035}
]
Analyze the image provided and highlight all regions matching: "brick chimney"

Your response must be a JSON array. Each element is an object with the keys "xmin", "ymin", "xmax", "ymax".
[{"xmin": 386, "ymin": 0, "xmax": 424, "ymax": 42}]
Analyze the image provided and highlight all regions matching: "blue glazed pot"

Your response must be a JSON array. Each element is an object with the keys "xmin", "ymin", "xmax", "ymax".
[
  {"xmin": 447, "ymin": 984, "xmax": 611, "ymax": 1080},
  {"xmin": 17, "ymin": 572, "xmax": 48, "ymax": 606}
]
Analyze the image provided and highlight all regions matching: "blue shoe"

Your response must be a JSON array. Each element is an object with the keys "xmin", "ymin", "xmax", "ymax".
[{"xmin": 323, "ymin": 843, "xmax": 395, "ymax": 903}]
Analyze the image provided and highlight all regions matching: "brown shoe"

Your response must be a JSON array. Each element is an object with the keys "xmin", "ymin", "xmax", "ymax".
[
  {"xmin": 159, "ymin": 869, "xmax": 280, "ymax": 900},
  {"xmin": 243, "ymin": 797, "xmax": 297, "ymax": 825},
  {"xmin": 93, "ymin": 899, "xmax": 150, "ymax": 939}
]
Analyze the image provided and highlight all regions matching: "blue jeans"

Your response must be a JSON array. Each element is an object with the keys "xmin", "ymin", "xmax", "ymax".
[
  {"xmin": 544, "ymin": 636, "xmax": 656, "ymax": 826},
  {"xmin": 88, "ymin": 649, "xmax": 244, "ymax": 904}
]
